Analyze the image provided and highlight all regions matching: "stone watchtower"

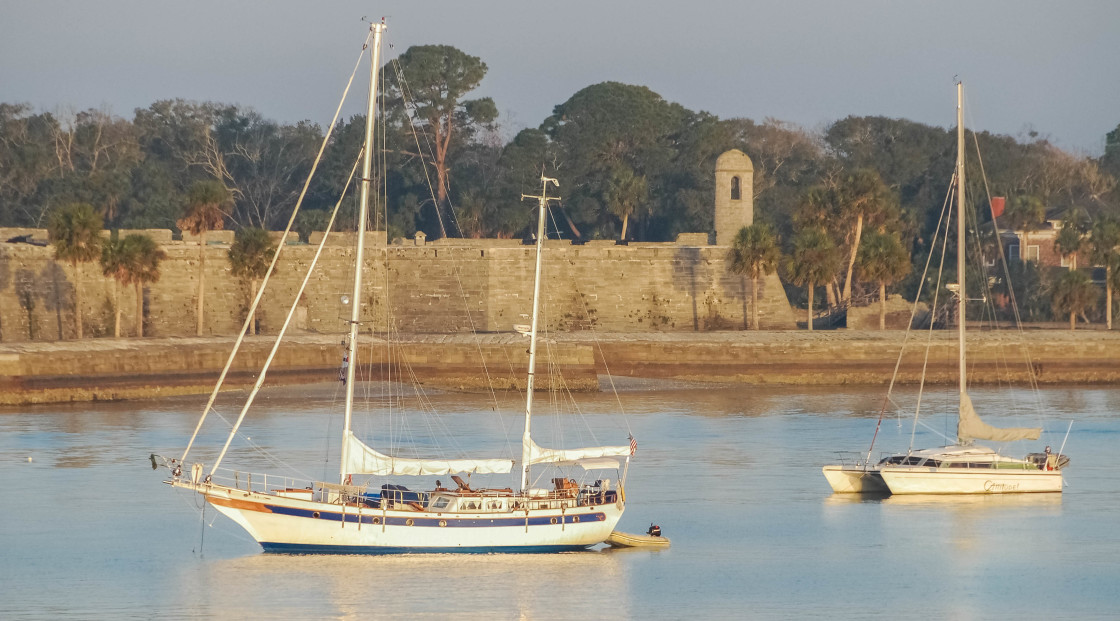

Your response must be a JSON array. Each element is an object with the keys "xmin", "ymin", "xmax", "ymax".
[{"xmin": 714, "ymin": 149, "xmax": 754, "ymax": 246}]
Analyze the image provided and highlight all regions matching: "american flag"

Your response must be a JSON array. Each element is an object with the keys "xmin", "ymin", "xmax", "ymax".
[{"xmin": 629, "ymin": 434, "xmax": 637, "ymax": 456}]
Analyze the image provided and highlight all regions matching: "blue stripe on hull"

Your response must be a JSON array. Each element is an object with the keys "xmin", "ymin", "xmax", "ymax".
[
  {"xmin": 266, "ymin": 504, "xmax": 607, "ymax": 528},
  {"xmin": 259, "ymin": 542, "xmax": 593, "ymax": 555}
]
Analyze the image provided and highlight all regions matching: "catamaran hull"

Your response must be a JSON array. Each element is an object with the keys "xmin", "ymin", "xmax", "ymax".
[
  {"xmin": 879, "ymin": 468, "xmax": 1062, "ymax": 495},
  {"xmin": 200, "ymin": 486, "xmax": 624, "ymax": 554},
  {"xmin": 822, "ymin": 465, "xmax": 888, "ymax": 494}
]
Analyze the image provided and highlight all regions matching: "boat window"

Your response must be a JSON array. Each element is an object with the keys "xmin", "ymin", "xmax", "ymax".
[
  {"xmin": 920, "ymin": 459, "xmax": 941, "ymax": 467},
  {"xmin": 902, "ymin": 456, "xmax": 923, "ymax": 466},
  {"xmin": 880, "ymin": 455, "xmax": 907, "ymax": 465},
  {"xmin": 431, "ymin": 497, "xmax": 450, "ymax": 510}
]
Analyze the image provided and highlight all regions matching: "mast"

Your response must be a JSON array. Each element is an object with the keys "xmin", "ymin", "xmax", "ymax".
[
  {"xmin": 519, "ymin": 176, "xmax": 560, "ymax": 492},
  {"xmin": 956, "ymin": 81, "xmax": 966, "ymax": 402},
  {"xmin": 340, "ymin": 20, "xmax": 385, "ymax": 485}
]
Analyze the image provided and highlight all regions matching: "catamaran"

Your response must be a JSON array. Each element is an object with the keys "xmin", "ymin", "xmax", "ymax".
[
  {"xmin": 157, "ymin": 20, "xmax": 635, "ymax": 553},
  {"xmin": 825, "ymin": 82, "xmax": 1068, "ymax": 495}
]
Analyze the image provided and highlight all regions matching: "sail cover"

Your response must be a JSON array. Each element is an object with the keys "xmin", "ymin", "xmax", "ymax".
[
  {"xmin": 524, "ymin": 436, "xmax": 632, "ymax": 466},
  {"xmin": 957, "ymin": 392, "xmax": 1041, "ymax": 444},
  {"xmin": 343, "ymin": 432, "xmax": 514, "ymax": 476}
]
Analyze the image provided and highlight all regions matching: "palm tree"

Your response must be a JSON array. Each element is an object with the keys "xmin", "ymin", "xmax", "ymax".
[
  {"xmin": 47, "ymin": 203, "xmax": 104, "ymax": 339},
  {"xmin": 604, "ymin": 165, "xmax": 648, "ymax": 241},
  {"xmin": 177, "ymin": 180, "xmax": 230, "ymax": 336},
  {"xmin": 1088, "ymin": 217, "xmax": 1120, "ymax": 329},
  {"xmin": 727, "ymin": 223, "xmax": 781, "ymax": 330},
  {"xmin": 786, "ymin": 227, "xmax": 841, "ymax": 332},
  {"xmin": 856, "ymin": 231, "xmax": 912, "ymax": 330},
  {"xmin": 1054, "ymin": 208, "xmax": 1089, "ymax": 270},
  {"xmin": 794, "ymin": 170, "xmax": 896, "ymax": 306},
  {"xmin": 228, "ymin": 227, "xmax": 276, "ymax": 335},
  {"xmin": 100, "ymin": 236, "xmax": 129, "ymax": 337},
  {"xmin": 120, "ymin": 234, "xmax": 166, "ymax": 337},
  {"xmin": 1051, "ymin": 269, "xmax": 1096, "ymax": 331}
]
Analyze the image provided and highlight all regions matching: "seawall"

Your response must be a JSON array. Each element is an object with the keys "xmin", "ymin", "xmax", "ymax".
[{"xmin": 2, "ymin": 330, "xmax": 1118, "ymax": 405}]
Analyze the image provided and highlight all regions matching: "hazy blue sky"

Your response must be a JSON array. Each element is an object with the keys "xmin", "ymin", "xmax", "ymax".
[{"xmin": 2, "ymin": 1, "xmax": 1116, "ymax": 155}]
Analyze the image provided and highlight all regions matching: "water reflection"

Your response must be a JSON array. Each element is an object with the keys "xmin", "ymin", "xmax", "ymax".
[{"xmin": 175, "ymin": 550, "xmax": 631, "ymax": 619}]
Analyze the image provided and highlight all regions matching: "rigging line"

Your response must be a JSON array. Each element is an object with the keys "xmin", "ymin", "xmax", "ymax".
[
  {"xmin": 389, "ymin": 74, "xmax": 522, "ymax": 428},
  {"xmin": 865, "ymin": 181, "xmax": 951, "ymax": 460},
  {"xmin": 540, "ymin": 195, "xmax": 634, "ymax": 435},
  {"xmin": 388, "ymin": 60, "xmax": 459, "ymax": 239},
  {"xmin": 969, "ymin": 132, "xmax": 1047, "ymax": 421},
  {"xmin": 385, "ymin": 59, "xmax": 509, "ymax": 441},
  {"xmin": 202, "ymin": 407, "xmax": 310, "ymax": 479},
  {"xmin": 911, "ymin": 176, "xmax": 955, "ymax": 450},
  {"xmin": 209, "ymin": 145, "xmax": 365, "ymax": 476},
  {"xmin": 181, "ymin": 32, "xmax": 373, "ymax": 464}
]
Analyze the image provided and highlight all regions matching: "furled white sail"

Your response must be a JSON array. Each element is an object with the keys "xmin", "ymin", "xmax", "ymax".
[
  {"xmin": 343, "ymin": 432, "xmax": 514, "ymax": 476},
  {"xmin": 524, "ymin": 435, "xmax": 631, "ymax": 466},
  {"xmin": 956, "ymin": 392, "xmax": 1041, "ymax": 444}
]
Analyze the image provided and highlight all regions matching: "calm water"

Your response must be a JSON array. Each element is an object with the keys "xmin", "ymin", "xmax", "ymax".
[{"xmin": 2, "ymin": 381, "xmax": 1119, "ymax": 619}]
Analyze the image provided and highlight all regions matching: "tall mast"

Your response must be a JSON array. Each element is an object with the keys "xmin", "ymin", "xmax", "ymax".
[
  {"xmin": 340, "ymin": 20, "xmax": 385, "ymax": 485},
  {"xmin": 519, "ymin": 176, "xmax": 560, "ymax": 492},
  {"xmin": 956, "ymin": 81, "xmax": 967, "ymax": 400}
]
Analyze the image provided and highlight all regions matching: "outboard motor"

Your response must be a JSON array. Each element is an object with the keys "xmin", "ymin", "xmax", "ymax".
[{"xmin": 647, "ymin": 523, "xmax": 662, "ymax": 537}]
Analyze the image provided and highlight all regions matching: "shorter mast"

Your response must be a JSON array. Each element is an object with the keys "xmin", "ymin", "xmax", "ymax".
[
  {"xmin": 341, "ymin": 20, "xmax": 385, "ymax": 485},
  {"xmin": 519, "ymin": 176, "xmax": 561, "ymax": 492}
]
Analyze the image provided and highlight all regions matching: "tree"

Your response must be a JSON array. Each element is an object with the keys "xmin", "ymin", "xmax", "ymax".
[
  {"xmin": 857, "ymin": 231, "xmax": 912, "ymax": 329},
  {"xmin": 47, "ymin": 202, "xmax": 103, "ymax": 338},
  {"xmin": 793, "ymin": 170, "xmax": 898, "ymax": 307},
  {"xmin": 604, "ymin": 165, "xmax": 648, "ymax": 241},
  {"xmin": 1088, "ymin": 217, "xmax": 1120, "ymax": 329},
  {"xmin": 99, "ymin": 236, "xmax": 129, "ymax": 337},
  {"xmin": 385, "ymin": 45, "xmax": 498, "ymax": 238},
  {"xmin": 786, "ymin": 227, "xmax": 841, "ymax": 331},
  {"xmin": 542, "ymin": 82, "xmax": 687, "ymax": 240},
  {"xmin": 1001, "ymin": 195, "xmax": 1046, "ymax": 233},
  {"xmin": 1051, "ymin": 270, "xmax": 1096, "ymax": 331},
  {"xmin": 727, "ymin": 223, "xmax": 781, "ymax": 330},
  {"xmin": 228, "ymin": 227, "xmax": 276, "ymax": 335},
  {"xmin": 1053, "ymin": 208, "xmax": 1089, "ymax": 270},
  {"xmin": 115, "ymin": 234, "xmax": 166, "ymax": 337},
  {"xmin": 177, "ymin": 180, "xmax": 230, "ymax": 335}
]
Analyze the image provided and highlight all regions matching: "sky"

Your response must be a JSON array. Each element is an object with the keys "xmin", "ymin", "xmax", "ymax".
[{"xmin": 2, "ymin": 0, "xmax": 1117, "ymax": 155}]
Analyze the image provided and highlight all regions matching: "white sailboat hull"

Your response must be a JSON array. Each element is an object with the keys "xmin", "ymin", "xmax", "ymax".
[
  {"xmin": 192, "ymin": 483, "xmax": 624, "ymax": 554},
  {"xmin": 822, "ymin": 465, "xmax": 888, "ymax": 494},
  {"xmin": 879, "ymin": 467, "xmax": 1062, "ymax": 495}
]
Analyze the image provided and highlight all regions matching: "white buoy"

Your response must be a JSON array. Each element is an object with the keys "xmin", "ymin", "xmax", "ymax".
[{"xmin": 27, "ymin": 457, "xmax": 33, "ymax": 462}]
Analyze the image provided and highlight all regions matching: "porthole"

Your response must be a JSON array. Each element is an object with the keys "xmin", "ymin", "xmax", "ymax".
[
  {"xmin": 406, "ymin": 518, "xmax": 414, "ymax": 526},
  {"xmin": 573, "ymin": 516, "xmax": 580, "ymax": 523},
  {"xmin": 439, "ymin": 520, "xmax": 447, "ymax": 527},
  {"xmin": 372, "ymin": 517, "xmax": 381, "ymax": 525},
  {"xmin": 312, "ymin": 511, "xmax": 320, "ymax": 518},
  {"xmin": 550, "ymin": 517, "xmax": 558, "ymax": 525}
]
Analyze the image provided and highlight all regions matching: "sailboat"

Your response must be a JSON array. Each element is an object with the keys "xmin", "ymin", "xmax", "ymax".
[
  {"xmin": 159, "ymin": 21, "xmax": 635, "ymax": 553},
  {"xmin": 825, "ymin": 82, "xmax": 1068, "ymax": 495}
]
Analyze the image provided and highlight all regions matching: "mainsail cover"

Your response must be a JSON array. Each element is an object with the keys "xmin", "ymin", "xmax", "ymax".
[
  {"xmin": 524, "ymin": 436, "xmax": 632, "ymax": 466},
  {"xmin": 956, "ymin": 392, "xmax": 1041, "ymax": 444},
  {"xmin": 343, "ymin": 432, "xmax": 513, "ymax": 476}
]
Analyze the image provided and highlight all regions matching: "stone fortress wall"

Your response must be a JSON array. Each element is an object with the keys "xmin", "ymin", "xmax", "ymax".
[{"xmin": 0, "ymin": 230, "xmax": 796, "ymax": 342}]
